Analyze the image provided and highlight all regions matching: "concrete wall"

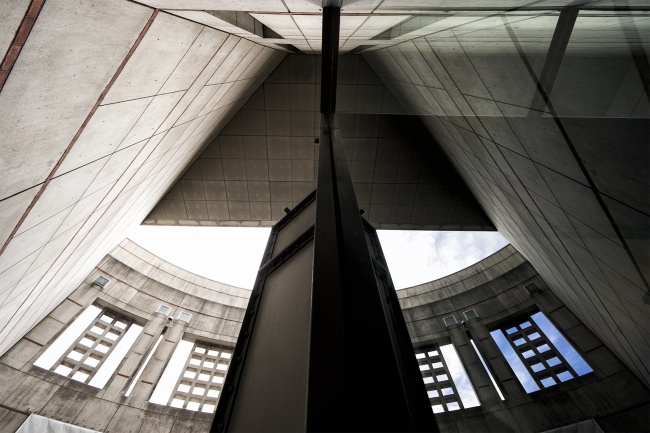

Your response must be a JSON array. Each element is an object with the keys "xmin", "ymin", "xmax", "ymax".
[
  {"xmin": 1, "ymin": 240, "xmax": 645, "ymax": 432},
  {"xmin": 399, "ymin": 245, "xmax": 649, "ymax": 432},
  {"xmin": 0, "ymin": 1, "xmax": 284, "ymax": 359},
  {"xmin": 144, "ymin": 54, "xmax": 493, "ymax": 230},
  {"xmin": 0, "ymin": 239, "xmax": 249, "ymax": 432},
  {"xmin": 364, "ymin": 11, "xmax": 650, "ymax": 387}
]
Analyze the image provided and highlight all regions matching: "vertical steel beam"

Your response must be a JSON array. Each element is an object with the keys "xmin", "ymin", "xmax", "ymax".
[
  {"xmin": 308, "ymin": 114, "xmax": 437, "ymax": 431},
  {"xmin": 320, "ymin": 6, "xmax": 340, "ymax": 114},
  {"xmin": 212, "ymin": 5, "xmax": 438, "ymax": 432}
]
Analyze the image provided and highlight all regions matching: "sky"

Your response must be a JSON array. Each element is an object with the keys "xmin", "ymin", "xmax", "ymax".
[{"xmin": 127, "ymin": 225, "xmax": 509, "ymax": 290}]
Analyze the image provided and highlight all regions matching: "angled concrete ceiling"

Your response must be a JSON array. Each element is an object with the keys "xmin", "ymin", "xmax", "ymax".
[
  {"xmin": 0, "ymin": 1, "xmax": 285, "ymax": 357},
  {"xmin": 359, "ymin": 8, "xmax": 650, "ymax": 386},
  {"xmin": 144, "ymin": 54, "xmax": 494, "ymax": 230},
  {"xmin": 0, "ymin": 0, "xmax": 648, "ymax": 393}
]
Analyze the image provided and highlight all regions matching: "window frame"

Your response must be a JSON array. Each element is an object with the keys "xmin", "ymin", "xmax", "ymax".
[
  {"xmin": 415, "ymin": 341, "xmax": 479, "ymax": 414},
  {"xmin": 150, "ymin": 337, "xmax": 234, "ymax": 413},
  {"xmin": 34, "ymin": 304, "xmax": 143, "ymax": 389},
  {"xmin": 489, "ymin": 310, "xmax": 593, "ymax": 393}
]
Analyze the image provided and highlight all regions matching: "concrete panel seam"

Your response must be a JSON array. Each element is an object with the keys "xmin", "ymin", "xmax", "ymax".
[
  {"xmin": 0, "ymin": 8, "xmax": 160, "ymax": 258},
  {"xmin": 96, "ymin": 268, "xmax": 244, "ymax": 323},
  {"xmin": 0, "ymin": 402, "xmax": 30, "ymax": 416},
  {"xmin": 0, "ymin": 0, "xmax": 45, "ymax": 92},
  {"xmin": 0, "ymin": 8, "xmax": 161, "ymax": 341}
]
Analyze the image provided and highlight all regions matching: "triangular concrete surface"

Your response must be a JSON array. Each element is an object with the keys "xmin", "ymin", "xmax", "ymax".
[{"xmin": 145, "ymin": 54, "xmax": 494, "ymax": 230}]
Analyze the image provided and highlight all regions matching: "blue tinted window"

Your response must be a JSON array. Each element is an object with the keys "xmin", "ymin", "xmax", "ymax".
[
  {"xmin": 522, "ymin": 349, "xmax": 535, "ymax": 359},
  {"xmin": 492, "ymin": 311, "xmax": 593, "ymax": 394},
  {"xmin": 546, "ymin": 356, "xmax": 561, "ymax": 367},
  {"xmin": 540, "ymin": 377, "xmax": 556, "ymax": 388},
  {"xmin": 531, "ymin": 362, "xmax": 545, "ymax": 372},
  {"xmin": 531, "ymin": 312, "xmax": 593, "ymax": 376}
]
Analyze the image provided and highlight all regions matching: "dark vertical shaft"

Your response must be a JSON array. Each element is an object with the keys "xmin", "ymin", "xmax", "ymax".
[
  {"xmin": 211, "ymin": 5, "xmax": 437, "ymax": 432},
  {"xmin": 320, "ymin": 6, "xmax": 340, "ymax": 114}
]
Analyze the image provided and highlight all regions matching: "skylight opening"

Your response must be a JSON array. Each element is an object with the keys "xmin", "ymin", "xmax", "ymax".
[
  {"xmin": 376, "ymin": 230, "xmax": 509, "ymax": 289},
  {"xmin": 128, "ymin": 226, "xmax": 508, "ymax": 290}
]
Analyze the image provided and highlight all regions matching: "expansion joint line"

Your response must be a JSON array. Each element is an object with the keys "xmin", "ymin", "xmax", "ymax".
[
  {"xmin": 0, "ymin": 8, "xmax": 160, "ymax": 258},
  {"xmin": 0, "ymin": 0, "xmax": 45, "ymax": 92}
]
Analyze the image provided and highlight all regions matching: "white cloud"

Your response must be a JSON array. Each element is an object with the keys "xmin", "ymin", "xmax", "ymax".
[
  {"xmin": 127, "ymin": 226, "xmax": 508, "ymax": 291},
  {"xmin": 127, "ymin": 225, "xmax": 271, "ymax": 289},
  {"xmin": 377, "ymin": 230, "xmax": 509, "ymax": 289}
]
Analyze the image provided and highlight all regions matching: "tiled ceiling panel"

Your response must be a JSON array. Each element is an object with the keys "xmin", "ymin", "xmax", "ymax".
[{"xmin": 144, "ymin": 55, "xmax": 494, "ymax": 231}]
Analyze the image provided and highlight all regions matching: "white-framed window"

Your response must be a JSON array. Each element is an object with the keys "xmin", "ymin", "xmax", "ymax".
[
  {"xmin": 149, "ymin": 339, "xmax": 232, "ymax": 413},
  {"xmin": 415, "ymin": 343, "xmax": 480, "ymax": 414},
  {"xmin": 34, "ymin": 305, "xmax": 143, "ymax": 389}
]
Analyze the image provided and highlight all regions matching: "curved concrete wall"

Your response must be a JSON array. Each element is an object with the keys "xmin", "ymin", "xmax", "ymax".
[
  {"xmin": 0, "ymin": 242, "xmax": 646, "ymax": 432},
  {"xmin": 0, "ymin": 239, "xmax": 249, "ymax": 432},
  {"xmin": 400, "ymin": 245, "xmax": 649, "ymax": 432},
  {"xmin": 362, "ymin": 14, "xmax": 650, "ymax": 387}
]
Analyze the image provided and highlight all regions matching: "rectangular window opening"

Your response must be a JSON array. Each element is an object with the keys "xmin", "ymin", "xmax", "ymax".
[
  {"xmin": 94, "ymin": 276, "xmax": 110, "ymax": 287},
  {"xmin": 34, "ymin": 305, "xmax": 142, "ymax": 389},
  {"xmin": 443, "ymin": 316, "xmax": 457, "ymax": 327},
  {"xmin": 149, "ymin": 339, "xmax": 233, "ymax": 414},
  {"xmin": 490, "ymin": 311, "xmax": 593, "ymax": 394},
  {"xmin": 178, "ymin": 311, "xmax": 192, "ymax": 322},
  {"xmin": 157, "ymin": 304, "xmax": 172, "ymax": 315},
  {"xmin": 463, "ymin": 309, "xmax": 478, "ymax": 320},
  {"xmin": 415, "ymin": 343, "xmax": 480, "ymax": 414}
]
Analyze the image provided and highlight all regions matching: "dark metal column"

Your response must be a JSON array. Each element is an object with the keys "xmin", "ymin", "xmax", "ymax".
[
  {"xmin": 320, "ymin": 5, "xmax": 340, "ymax": 113},
  {"xmin": 211, "ymin": 5, "xmax": 437, "ymax": 431}
]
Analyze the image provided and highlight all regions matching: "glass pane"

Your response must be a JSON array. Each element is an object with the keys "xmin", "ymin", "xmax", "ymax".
[
  {"xmin": 532, "ymin": 312, "xmax": 593, "ymax": 376},
  {"xmin": 540, "ymin": 376, "xmax": 556, "ymax": 388},
  {"xmin": 531, "ymin": 362, "xmax": 545, "ymax": 372},
  {"xmin": 490, "ymin": 329, "xmax": 540, "ymax": 393}
]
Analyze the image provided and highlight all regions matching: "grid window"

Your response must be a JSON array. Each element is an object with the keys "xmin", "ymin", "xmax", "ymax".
[
  {"xmin": 490, "ymin": 311, "xmax": 592, "ymax": 393},
  {"xmin": 415, "ymin": 343, "xmax": 480, "ymax": 414},
  {"xmin": 150, "ymin": 339, "xmax": 233, "ymax": 413},
  {"xmin": 34, "ymin": 305, "xmax": 143, "ymax": 389}
]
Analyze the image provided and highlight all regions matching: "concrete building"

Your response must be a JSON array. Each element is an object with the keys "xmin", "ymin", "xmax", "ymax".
[
  {"xmin": 0, "ymin": 240, "xmax": 647, "ymax": 431},
  {"xmin": 0, "ymin": 0, "xmax": 647, "ymax": 431}
]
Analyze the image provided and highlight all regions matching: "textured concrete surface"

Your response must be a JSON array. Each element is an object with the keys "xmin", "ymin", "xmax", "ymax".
[
  {"xmin": 0, "ymin": 238, "xmax": 248, "ymax": 433},
  {"xmin": 362, "ymin": 10, "xmax": 650, "ymax": 387},
  {"xmin": 144, "ymin": 54, "xmax": 493, "ymax": 230},
  {"xmin": 0, "ymin": 0, "xmax": 31, "ymax": 59},
  {"xmin": 399, "ymin": 245, "xmax": 649, "ymax": 433},
  {"xmin": 0, "ymin": 4, "xmax": 284, "ymax": 358},
  {"xmin": 0, "ymin": 242, "xmax": 647, "ymax": 432},
  {"xmin": 0, "ymin": 2, "xmax": 648, "ymax": 425}
]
